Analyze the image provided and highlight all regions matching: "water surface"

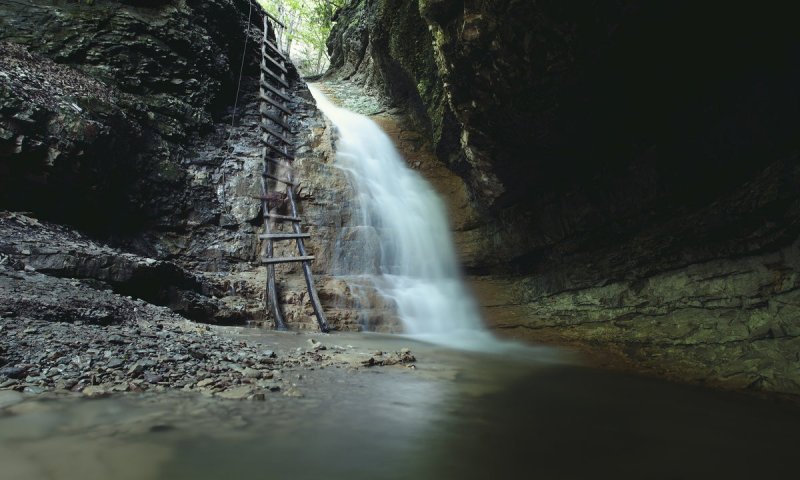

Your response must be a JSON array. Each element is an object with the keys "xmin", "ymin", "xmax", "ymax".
[{"xmin": 1, "ymin": 330, "xmax": 798, "ymax": 480}]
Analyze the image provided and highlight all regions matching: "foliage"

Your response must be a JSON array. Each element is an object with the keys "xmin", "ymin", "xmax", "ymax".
[{"xmin": 257, "ymin": 0, "xmax": 343, "ymax": 76}]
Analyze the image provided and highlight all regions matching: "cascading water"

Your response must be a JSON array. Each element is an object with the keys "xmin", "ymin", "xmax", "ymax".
[{"xmin": 309, "ymin": 85, "xmax": 497, "ymax": 350}]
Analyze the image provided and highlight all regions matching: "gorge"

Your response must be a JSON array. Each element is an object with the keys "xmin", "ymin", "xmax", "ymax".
[{"xmin": 1, "ymin": 0, "xmax": 799, "ymax": 478}]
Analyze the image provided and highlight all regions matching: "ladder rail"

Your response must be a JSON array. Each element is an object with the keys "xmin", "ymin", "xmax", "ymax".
[
  {"xmin": 286, "ymin": 180, "xmax": 329, "ymax": 332},
  {"xmin": 259, "ymin": 14, "xmax": 287, "ymax": 330},
  {"xmin": 256, "ymin": 11, "xmax": 329, "ymax": 332}
]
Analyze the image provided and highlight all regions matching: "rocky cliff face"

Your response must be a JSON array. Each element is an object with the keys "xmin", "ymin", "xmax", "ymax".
[
  {"xmin": 0, "ymin": 0, "xmax": 363, "ymax": 330},
  {"xmin": 327, "ymin": 0, "xmax": 800, "ymax": 394},
  {"xmin": 1, "ymin": 0, "xmax": 255, "ymax": 233}
]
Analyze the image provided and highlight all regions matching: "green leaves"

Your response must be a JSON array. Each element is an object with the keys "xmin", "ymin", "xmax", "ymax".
[{"xmin": 258, "ymin": 0, "xmax": 335, "ymax": 75}]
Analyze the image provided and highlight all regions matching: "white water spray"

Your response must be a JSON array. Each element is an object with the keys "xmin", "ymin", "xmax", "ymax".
[{"xmin": 309, "ymin": 85, "xmax": 497, "ymax": 350}]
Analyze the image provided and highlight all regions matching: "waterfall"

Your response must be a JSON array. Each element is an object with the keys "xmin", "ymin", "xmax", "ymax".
[{"xmin": 309, "ymin": 85, "xmax": 495, "ymax": 349}]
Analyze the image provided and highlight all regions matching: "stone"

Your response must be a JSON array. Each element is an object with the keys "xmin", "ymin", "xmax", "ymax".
[
  {"xmin": 217, "ymin": 386, "xmax": 253, "ymax": 400},
  {"xmin": 282, "ymin": 386, "xmax": 304, "ymax": 398},
  {"xmin": 0, "ymin": 366, "xmax": 26, "ymax": 379},
  {"xmin": 107, "ymin": 358, "xmax": 125, "ymax": 369},
  {"xmin": 82, "ymin": 385, "xmax": 110, "ymax": 398},
  {"xmin": 143, "ymin": 372, "xmax": 163, "ymax": 384}
]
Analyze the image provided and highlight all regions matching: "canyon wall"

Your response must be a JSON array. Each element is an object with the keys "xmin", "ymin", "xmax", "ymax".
[
  {"xmin": 326, "ymin": 0, "xmax": 800, "ymax": 394},
  {"xmin": 0, "ymin": 0, "xmax": 365, "ymax": 330}
]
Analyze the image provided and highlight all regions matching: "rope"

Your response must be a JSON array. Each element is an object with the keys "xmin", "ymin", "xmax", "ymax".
[
  {"xmin": 230, "ymin": 0, "xmax": 253, "ymax": 135},
  {"xmin": 221, "ymin": 0, "xmax": 254, "ymax": 207}
]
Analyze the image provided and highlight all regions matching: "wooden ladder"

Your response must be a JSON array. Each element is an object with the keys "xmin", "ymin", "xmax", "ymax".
[{"xmin": 255, "ymin": 9, "xmax": 329, "ymax": 333}]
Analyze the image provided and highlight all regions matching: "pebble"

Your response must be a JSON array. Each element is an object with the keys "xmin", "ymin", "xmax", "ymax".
[
  {"xmin": 107, "ymin": 357, "xmax": 125, "ymax": 368},
  {"xmin": 144, "ymin": 372, "xmax": 163, "ymax": 384},
  {"xmin": 0, "ymin": 297, "xmax": 418, "ymax": 402}
]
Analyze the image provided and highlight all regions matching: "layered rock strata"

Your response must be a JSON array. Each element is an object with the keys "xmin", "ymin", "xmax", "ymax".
[
  {"xmin": 326, "ymin": 0, "xmax": 800, "ymax": 394},
  {"xmin": 0, "ymin": 0, "xmax": 370, "ymax": 330}
]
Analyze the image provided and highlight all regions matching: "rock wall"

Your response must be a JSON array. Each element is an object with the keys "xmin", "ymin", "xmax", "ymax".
[
  {"xmin": 326, "ymin": 0, "xmax": 800, "ymax": 394},
  {"xmin": 0, "ymin": 0, "xmax": 255, "ymax": 233},
  {"xmin": 0, "ymin": 1, "xmax": 364, "ymax": 330}
]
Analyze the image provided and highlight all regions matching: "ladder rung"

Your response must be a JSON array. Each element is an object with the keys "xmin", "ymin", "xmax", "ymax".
[
  {"xmin": 260, "ymin": 80, "xmax": 292, "ymax": 103},
  {"xmin": 262, "ymin": 172, "xmax": 296, "ymax": 186},
  {"xmin": 263, "ymin": 156, "xmax": 291, "ymax": 167},
  {"xmin": 261, "ymin": 67, "xmax": 290, "ymax": 89},
  {"xmin": 261, "ymin": 255, "xmax": 315, "ymax": 264},
  {"xmin": 261, "ymin": 138, "xmax": 295, "ymax": 160},
  {"xmin": 260, "ymin": 92, "xmax": 292, "ymax": 115},
  {"xmin": 259, "ymin": 233, "xmax": 311, "ymax": 240},
  {"xmin": 261, "ymin": 9, "xmax": 286, "ymax": 30},
  {"xmin": 264, "ymin": 212, "xmax": 302, "ymax": 222},
  {"xmin": 260, "ymin": 122, "xmax": 292, "ymax": 144},
  {"xmin": 251, "ymin": 194, "xmax": 286, "ymax": 201},
  {"xmin": 265, "ymin": 156, "xmax": 292, "ymax": 169},
  {"xmin": 262, "ymin": 111, "xmax": 292, "ymax": 132},
  {"xmin": 264, "ymin": 39, "xmax": 285, "ymax": 58},
  {"xmin": 261, "ymin": 54, "xmax": 288, "ymax": 74}
]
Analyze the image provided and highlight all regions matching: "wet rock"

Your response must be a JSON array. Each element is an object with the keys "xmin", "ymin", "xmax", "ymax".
[
  {"xmin": 82, "ymin": 385, "xmax": 110, "ymax": 399},
  {"xmin": 107, "ymin": 358, "xmax": 125, "ymax": 369},
  {"xmin": 217, "ymin": 386, "xmax": 253, "ymax": 400},
  {"xmin": 144, "ymin": 372, "xmax": 163, "ymax": 384},
  {"xmin": 0, "ymin": 366, "xmax": 26, "ymax": 379},
  {"xmin": 361, "ymin": 357, "xmax": 377, "ymax": 367},
  {"xmin": 361, "ymin": 350, "xmax": 416, "ymax": 367},
  {"xmin": 327, "ymin": 0, "xmax": 800, "ymax": 396},
  {"xmin": 282, "ymin": 386, "xmax": 304, "ymax": 398},
  {"xmin": 196, "ymin": 378, "xmax": 215, "ymax": 388}
]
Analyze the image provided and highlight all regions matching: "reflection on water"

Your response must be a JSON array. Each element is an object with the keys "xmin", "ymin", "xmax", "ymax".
[{"xmin": 1, "ymin": 331, "xmax": 799, "ymax": 479}]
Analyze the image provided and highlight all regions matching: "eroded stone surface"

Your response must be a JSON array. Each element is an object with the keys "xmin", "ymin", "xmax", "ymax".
[{"xmin": 326, "ymin": 1, "xmax": 800, "ymax": 395}]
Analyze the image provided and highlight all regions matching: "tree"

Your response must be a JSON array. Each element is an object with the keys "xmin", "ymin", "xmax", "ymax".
[{"xmin": 258, "ymin": 0, "xmax": 342, "ymax": 76}]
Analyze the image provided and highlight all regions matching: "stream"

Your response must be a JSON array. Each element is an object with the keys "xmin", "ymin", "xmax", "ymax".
[{"xmin": 1, "ymin": 330, "xmax": 799, "ymax": 479}]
